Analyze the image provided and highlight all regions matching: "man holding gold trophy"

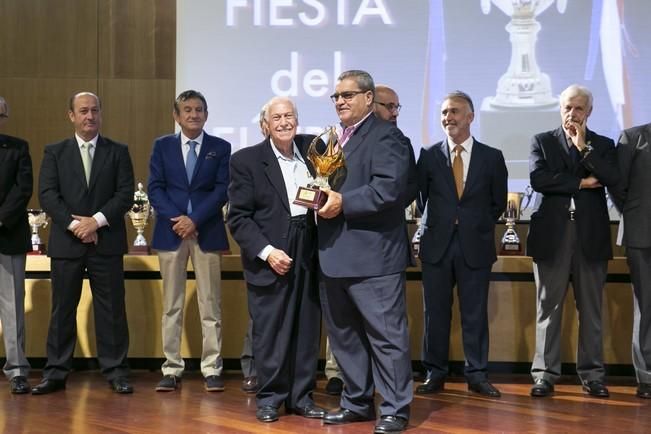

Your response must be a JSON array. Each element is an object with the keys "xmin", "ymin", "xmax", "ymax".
[{"xmin": 228, "ymin": 96, "xmax": 325, "ymax": 423}]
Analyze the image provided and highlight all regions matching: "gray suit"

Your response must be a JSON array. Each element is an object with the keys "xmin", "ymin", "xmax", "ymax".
[
  {"xmin": 610, "ymin": 123, "xmax": 651, "ymax": 385},
  {"xmin": 318, "ymin": 114, "xmax": 413, "ymax": 420}
]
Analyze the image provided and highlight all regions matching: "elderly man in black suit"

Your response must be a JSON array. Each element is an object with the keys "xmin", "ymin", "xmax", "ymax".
[
  {"xmin": 0, "ymin": 96, "xmax": 33, "ymax": 394},
  {"xmin": 609, "ymin": 122, "xmax": 651, "ymax": 399},
  {"xmin": 33, "ymin": 92, "xmax": 135, "ymax": 395},
  {"xmin": 527, "ymin": 84, "xmax": 619, "ymax": 398},
  {"xmin": 317, "ymin": 70, "xmax": 413, "ymax": 434},
  {"xmin": 416, "ymin": 91, "xmax": 507, "ymax": 398},
  {"xmin": 227, "ymin": 96, "xmax": 325, "ymax": 423}
]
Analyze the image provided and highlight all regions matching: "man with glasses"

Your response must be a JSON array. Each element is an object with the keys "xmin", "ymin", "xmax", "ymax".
[
  {"xmin": 0, "ymin": 96, "xmax": 33, "ymax": 394},
  {"xmin": 318, "ymin": 70, "xmax": 413, "ymax": 434}
]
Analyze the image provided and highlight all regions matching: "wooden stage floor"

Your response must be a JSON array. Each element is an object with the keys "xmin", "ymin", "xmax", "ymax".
[{"xmin": 1, "ymin": 371, "xmax": 649, "ymax": 433}]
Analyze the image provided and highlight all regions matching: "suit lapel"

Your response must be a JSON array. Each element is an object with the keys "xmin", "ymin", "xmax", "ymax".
[
  {"xmin": 553, "ymin": 127, "xmax": 574, "ymax": 169},
  {"xmin": 66, "ymin": 138, "xmax": 88, "ymax": 191},
  {"xmin": 342, "ymin": 114, "xmax": 374, "ymax": 159},
  {"xmin": 463, "ymin": 140, "xmax": 485, "ymax": 198},
  {"xmin": 436, "ymin": 139, "xmax": 458, "ymax": 198},
  {"xmin": 262, "ymin": 140, "xmax": 290, "ymax": 213},
  {"xmin": 88, "ymin": 136, "xmax": 108, "ymax": 191},
  {"xmin": 191, "ymin": 132, "xmax": 210, "ymax": 184},
  {"xmin": 0, "ymin": 135, "xmax": 8, "ymax": 165},
  {"xmin": 296, "ymin": 135, "xmax": 316, "ymax": 178},
  {"xmin": 639, "ymin": 125, "xmax": 651, "ymax": 150}
]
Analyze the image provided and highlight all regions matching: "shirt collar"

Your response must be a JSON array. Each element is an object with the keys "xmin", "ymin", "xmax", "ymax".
[
  {"xmin": 447, "ymin": 135, "xmax": 474, "ymax": 154},
  {"xmin": 270, "ymin": 138, "xmax": 304, "ymax": 163},
  {"xmin": 339, "ymin": 110, "xmax": 373, "ymax": 135},
  {"xmin": 181, "ymin": 131, "xmax": 204, "ymax": 146},
  {"xmin": 75, "ymin": 133, "xmax": 98, "ymax": 148}
]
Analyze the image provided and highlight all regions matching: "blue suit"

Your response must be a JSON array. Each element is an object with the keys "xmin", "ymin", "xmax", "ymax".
[{"xmin": 148, "ymin": 132, "xmax": 230, "ymax": 252}]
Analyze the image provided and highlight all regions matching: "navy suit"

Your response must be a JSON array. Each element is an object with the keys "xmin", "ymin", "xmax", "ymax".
[
  {"xmin": 318, "ymin": 114, "xmax": 413, "ymax": 420},
  {"xmin": 228, "ymin": 135, "xmax": 320, "ymax": 411},
  {"xmin": 148, "ymin": 131, "xmax": 230, "ymax": 378},
  {"xmin": 38, "ymin": 135, "xmax": 134, "ymax": 381},
  {"xmin": 417, "ymin": 138, "xmax": 507, "ymax": 384}
]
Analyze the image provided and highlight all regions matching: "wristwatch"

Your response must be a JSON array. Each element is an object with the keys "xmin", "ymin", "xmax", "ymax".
[{"xmin": 580, "ymin": 144, "xmax": 594, "ymax": 157}]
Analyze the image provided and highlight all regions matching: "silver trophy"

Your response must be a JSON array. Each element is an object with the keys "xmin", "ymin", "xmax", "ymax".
[
  {"xmin": 127, "ymin": 182, "xmax": 152, "ymax": 254},
  {"xmin": 481, "ymin": 0, "xmax": 567, "ymax": 108},
  {"xmin": 500, "ymin": 192, "xmax": 525, "ymax": 255},
  {"xmin": 27, "ymin": 209, "xmax": 49, "ymax": 254}
]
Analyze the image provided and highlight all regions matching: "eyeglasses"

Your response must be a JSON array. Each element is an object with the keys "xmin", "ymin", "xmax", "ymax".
[
  {"xmin": 330, "ymin": 90, "xmax": 366, "ymax": 103},
  {"xmin": 374, "ymin": 101, "xmax": 402, "ymax": 113}
]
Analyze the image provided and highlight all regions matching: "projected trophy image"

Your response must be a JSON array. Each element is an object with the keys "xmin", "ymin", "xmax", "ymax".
[
  {"xmin": 293, "ymin": 126, "xmax": 345, "ymax": 210},
  {"xmin": 480, "ymin": 0, "xmax": 567, "ymax": 185}
]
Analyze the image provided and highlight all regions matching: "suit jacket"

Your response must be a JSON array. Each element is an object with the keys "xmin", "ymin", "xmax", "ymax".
[
  {"xmin": 0, "ymin": 134, "xmax": 33, "ymax": 255},
  {"xmin": 227, "ymin": 135, "xmax": 317, "ymax": 287},
  {"xmin": 526, "ymin": 127, "xmax": 619, "ymax": 261},
  {"xmin": 38, "ymin": 136, "xmax": 134, "ymax": 258},
  {"xmin": 417, "ymin": 138, "xmax": 507, "ymax": 268},
  {"xmin": 317, "ymin": 114, "xmax": 411, "ymax": 278},
  {"xmin": 609, "ymin": 123, "xmax": 651, "ymax": 249},
  {"xmin": 148, "ymin": 132, "xmax": 231, "ymax": 252}
]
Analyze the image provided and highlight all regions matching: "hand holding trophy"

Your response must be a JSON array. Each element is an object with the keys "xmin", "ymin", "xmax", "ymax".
[
  {"xmin": 293, "ymin": 126, "xmax": 346, "ymax": 209},
  {"xmin": 27, "ymin": 209, "xmax": 49, "ymax": 254},
  {"xmin": 127, "ymin": 182, "xmax": 152, "ymax": 255}
]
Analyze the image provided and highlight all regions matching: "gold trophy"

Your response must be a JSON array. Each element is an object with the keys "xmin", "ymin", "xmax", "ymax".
[
  {"xmin": 500, "ymin": 192, "xmax": 525, "ymax": 255},
  {"xmin": 27, "ymin": 209, "xmax": 49, "ymax": 255},
  {"xmin": 293, "ymin": 126, "xmax": 346, "ymax": 209},
  {"xmin": 127, "ymin": 182, "xmax": 151, "ymax": 255}
]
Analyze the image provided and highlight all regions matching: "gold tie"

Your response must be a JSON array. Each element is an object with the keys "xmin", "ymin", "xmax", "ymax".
[
  {"xmin": 452, "ymin": 144, "xmax": 464, "ymax": 198},
  {"xmin": 81, "ymin": 142, "xmax": 92, "ymax": 185}
]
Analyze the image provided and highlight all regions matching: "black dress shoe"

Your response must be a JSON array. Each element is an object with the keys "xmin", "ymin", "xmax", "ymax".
[
  {"xmin": 241, "ymin": 376, "xmax": 258, "ymax": 394},
  {"xmin": 416, "ymin": 377, "xmax": 444, "ymax": 394},
  {"xmin": 468, "ymin": 381, "xmax": 501, "ymax": 397},
  {"xmin": 10, "ymin": 376, "xmax": 30, "ymax": 394},
  {"xmin": 374, "ymin": 415, "xmax": 408, "ymax": 434},
  {"xmin": 323, "ymin": 408, "xmax": 374, "ymax": 425},
  {"xmin": 292, "ymin": 404, "xmax": 327, "ymax": 419},
  {"xmin": 530, "ymin": 378, "xmax": 554, "ymax": 397},
  {"xmin": 256, "ymin": 405, "xmax": 279, "ymax": 423},
  {"xmin": 31, "ymin": 378, "xmax": 66, "ymax": 395},
  {"xmin": 637, "ymin": 383, "xmax": 651, "ymax": 399},
  {"xmin": 583, "ymin": 381, "xmax": 609, "ymax": 398},
  {"xmin": 109, "ymin": 377, "xmax": 133, "ymax": 394},
  {"xmin": 325, "ymin": 377, "xmax": 344, "ymax": 395}
]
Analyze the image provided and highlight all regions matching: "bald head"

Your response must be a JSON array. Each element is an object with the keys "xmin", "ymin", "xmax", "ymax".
[{"xmin": 374, "ymin": 85, "xmax": 401, "ymax": 124}]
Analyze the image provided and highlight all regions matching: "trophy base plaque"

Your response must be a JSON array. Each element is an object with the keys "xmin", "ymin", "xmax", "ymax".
[
  {"xmin": 499, "ymin": 242, "xmax": 522, "ymax": 256},
  {"xmin": 293, "ymin": 186, "xmax": 327, "ymax": 210},
  {"xmin": 27, "ymin": 244, "xmax": 47, "ymax": 255},
  {"xmin": 129, "ymin": 245, "xmax": 151, "ymax": 255}
]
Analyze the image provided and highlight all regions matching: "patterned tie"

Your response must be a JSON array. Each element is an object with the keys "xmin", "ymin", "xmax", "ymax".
[
  {"xmin": 80, "ymin": 142, "xmax": 93, "ymax": 185},
  {"xmin": 452, "ymin": 144, "xmax": 464, "ymax": 198},
  {"xmin": 186, "ymin": 140, "xmax": 198, "ymax": 213},
  {"xmin": 339, "ymin": 126, "xmax": 355, "ymax": 148}
]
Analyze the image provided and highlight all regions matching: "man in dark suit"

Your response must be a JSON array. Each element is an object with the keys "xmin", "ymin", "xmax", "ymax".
[
  {"xmin": 416, "ymin": 91, "xmax": 507, "ymax": 398},
  {"xmin": 228, "ymin": 96, "xmax": 325, "ymax": 423},
  {"xmin": 0, "ymin": 96, "xmax": 33, "ymax": 394},
  {"xmin": 33, "ymin": 92, "xmax": 134, "ymax": 395},
  {"xmin": 318, "ymin": 70, "xmax": 412, "ymax": 434},
  {"xmin": 148, "ymin": 90, "xmax": 230, "ymax": 393},
  {"xmin": 609, "ymin": 122, "xmax": 651, "ymax": 399},
  {"xmin": 527, "ymin": 84, "xmax": 619, "ymax": 398}
]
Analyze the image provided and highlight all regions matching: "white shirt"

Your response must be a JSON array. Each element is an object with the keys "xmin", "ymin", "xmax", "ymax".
[
  {"xmin": 67, "ymin": 133, "xmax": 108, "ymax": 230},
  {"xmin": 180, "ymin": 131, "xmax": 204, "ymax": 164},
  {"xmin": 257, "ymin": 139, "xmax": 311, "ymax": 261}
]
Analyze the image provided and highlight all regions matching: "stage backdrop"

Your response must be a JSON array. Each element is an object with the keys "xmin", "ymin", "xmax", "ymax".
[{"xmin": 177, "ymin": 0, "xmax": 651, "ymax": 217}]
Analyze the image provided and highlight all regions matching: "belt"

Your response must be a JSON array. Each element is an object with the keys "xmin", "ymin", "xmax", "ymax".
[{"xmin": 569, "ymin": 210, "xmax": 576, "ymax": 221}]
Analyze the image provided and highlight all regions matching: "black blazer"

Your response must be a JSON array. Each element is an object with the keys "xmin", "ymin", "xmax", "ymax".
[
  {"xmin": 609, "ymin": 123, "xmax": 651, "ymax": 249},
  {"xmin": 526, "ymin": 127, "xmax": 619, "ymax": 261},
  {"xmin": 0, "ymin": 134, "xmax": 33, "ymax": 255},
  {"xmin": 38, "ymin": 136, "xmax": 134, "ymax": 258},
  {"xmin": 417, "ymin": 138, "xmax": 507, "ymax": 268},
  {"xmin": 227, "ymin": 134, "xmax": 317, "ymax": 287}
]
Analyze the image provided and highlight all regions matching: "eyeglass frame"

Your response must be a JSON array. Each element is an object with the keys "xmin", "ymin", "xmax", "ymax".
[
  {"xmin": 374, "ymin": 101, "xmax": 402, "ymax": 114},
  {"xmin": 329, "ymin": 90, "xmax": 368, "ymax": 103}
]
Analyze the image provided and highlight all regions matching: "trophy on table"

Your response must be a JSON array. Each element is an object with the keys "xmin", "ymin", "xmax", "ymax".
[
  {"xmin": 27, "ymin": 209, "xmax": 49, "ymax": 255},
  {"xmin": 500, "ymin": 192, "xmax": 525, "ymax": 255},
  {"xmin": 127, "ymin": 182, "xmax": 152, "ymax": 255},
  {"xmin": 293, "ymin": 126, "xmax": 346, "ymax": 210}
]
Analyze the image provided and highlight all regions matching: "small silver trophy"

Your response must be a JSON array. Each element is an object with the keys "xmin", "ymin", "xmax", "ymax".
[
  {"xmin": 27, "ymin": 209, "xmax": 49, "ymax": 254},
  {"xmin": 127, "ymin": 182, "xmax": 151, "ymax": 255},
  {"xmin": 500, "ymin": 192, "xmax": 525, "ymax": 255}
]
